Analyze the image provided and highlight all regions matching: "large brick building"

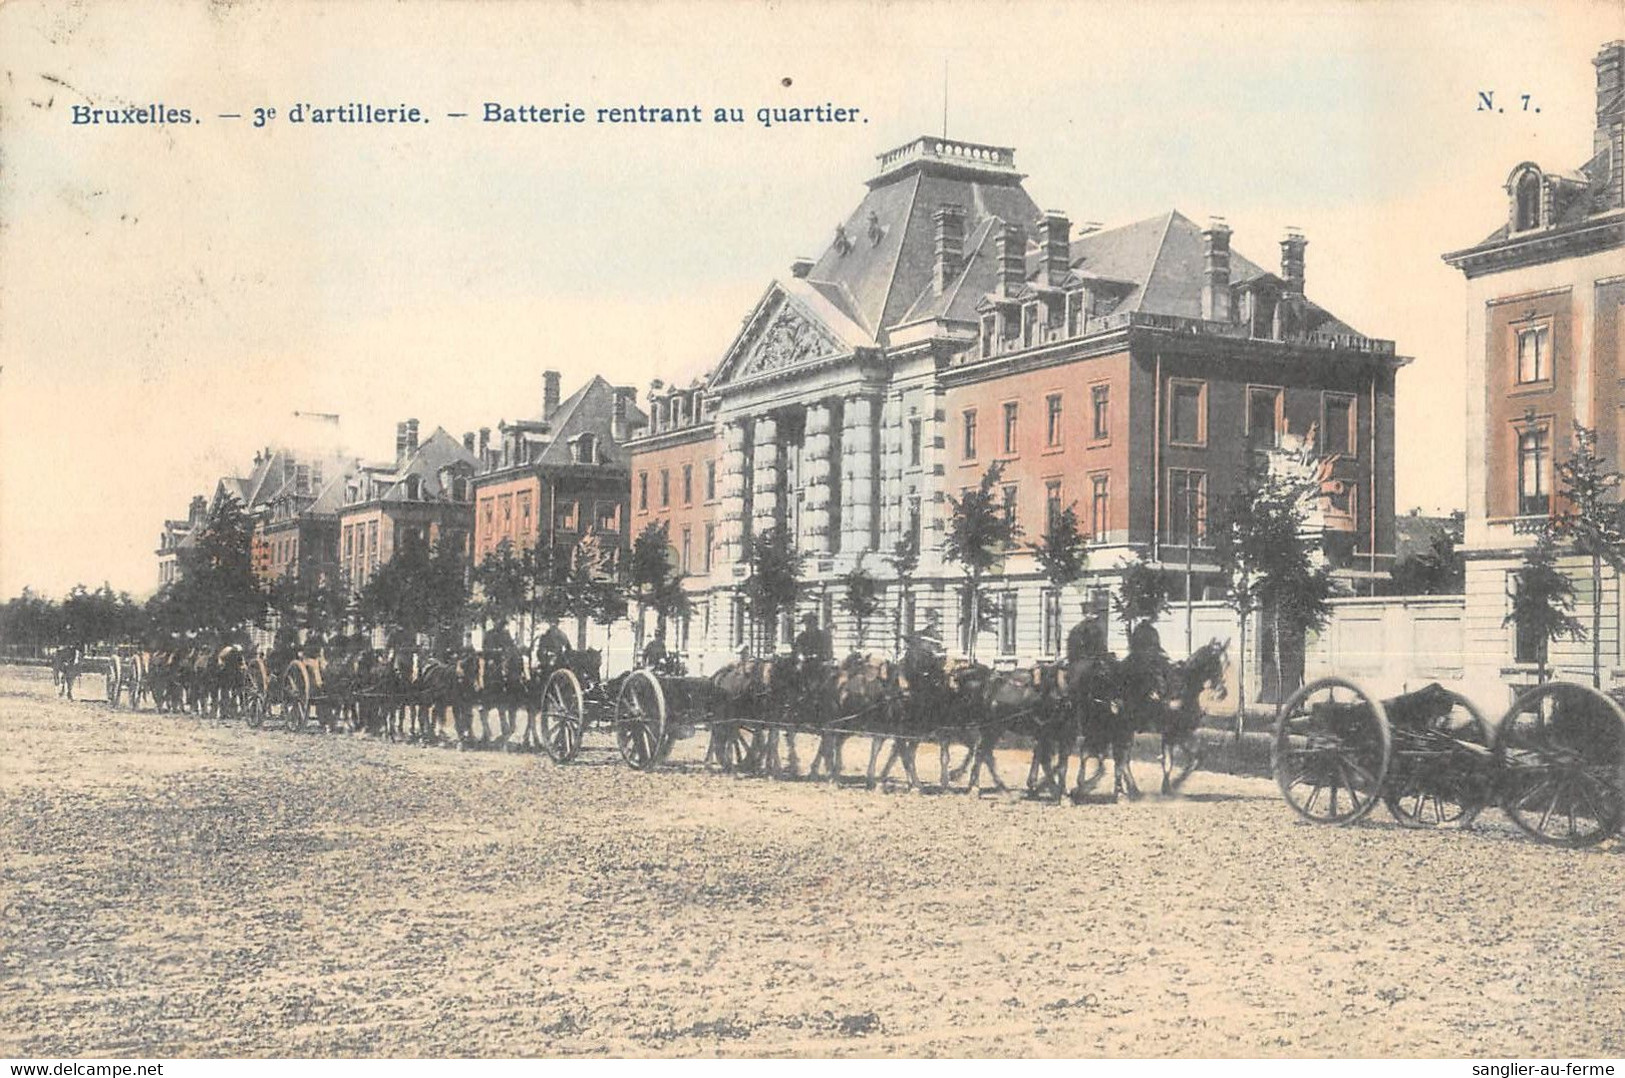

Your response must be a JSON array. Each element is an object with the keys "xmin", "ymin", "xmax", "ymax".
[
  {"xmin": 629, "ymin": 135, "xmax": 1405, "ymax": 671},
  {"xmin": 470, "ymin": 371, "xmax": 644, "ymax": 573},
  {"xmin": 1443, "ymin": 41, "xmax": 1625, "ymax": 690},
  {"xmin": 337, "ymin": 420, "xmax": 479, "ymax": 592}
]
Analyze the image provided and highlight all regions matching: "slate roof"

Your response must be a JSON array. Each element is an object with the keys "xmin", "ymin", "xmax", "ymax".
[{"xmin": 500, "ymin": 375, "xmax": 648, "ymax": 469}]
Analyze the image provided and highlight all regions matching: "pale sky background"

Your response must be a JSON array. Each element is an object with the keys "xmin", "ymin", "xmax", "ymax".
[{"xmin": 0, "ymin": 0, "xmax": 1617, "ymax": 598}]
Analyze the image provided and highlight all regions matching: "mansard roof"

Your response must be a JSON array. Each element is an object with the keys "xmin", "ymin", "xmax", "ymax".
[{"xmin": 495, "ymin": 376, "xmax": 645, "ymax": 469}]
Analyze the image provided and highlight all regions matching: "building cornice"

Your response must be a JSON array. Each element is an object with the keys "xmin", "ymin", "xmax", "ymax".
[{"xmin": 1442, "ymin": 213, "xmax": 1625, "ymax": 279}]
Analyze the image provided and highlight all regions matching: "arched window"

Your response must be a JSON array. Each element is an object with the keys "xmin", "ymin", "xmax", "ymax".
[{"xmin": 1515, "ymin": 172, "xmax": 1542, "ymax": 231}]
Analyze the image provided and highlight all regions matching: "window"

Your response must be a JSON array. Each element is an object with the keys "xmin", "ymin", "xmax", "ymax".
[
  {"xmin": 1323, "ymin": 394, "xmax": 1355, "ymax": 456},
  {"xmin": 1045, "ymin": 480, "xmax": 1063, "ymax": 533},
  {"xmin": 1066, "ymin": 291, "xmax": 1082, "ymax": 336},
  {"xmin": 907, "ymin": 495, "xmax": 922, "ymax": 550},
  {"xmin": 909, "ymin": 417, "xmax": 922, "ymax": 466},
  {"xmin": 1169, "ymin": 381, "xmax": 1204, "ymax": 445},
  {"xmin": 731, "ymin": 597, "xmax": 747, "ymax": 648},
  {"xmin": 1515, "ymin": 171, "xmax": 1542, "ymax": 232},
  {"xmin": 1248, "ymin": 387, "xmax": 1281, "ymax": 448},
  {"xmin": 704, "ymin": 523, "xmax": 715, "ymax": 572},
  {"xmin": 681, "ymin": 527, "xmax": 692, "ymax": 573},
  {"xmin": 518, "ymin": 491, "xmax": 532, "ymax": 534},
  {"xmin": 998, "ymin": 591, "xmax": 1018, "ymax": 656},
  {"xmin": 705, "ymin": 460, "xmax": 717, "ymax": 501},
  {"xmin": 1091, "ymin": 384, "xmax": 1111, "ymax": 441},
  {"xmin": 1022, "ymin": 303, "xmax": 1039, "ymax": 348},
  {"xmin": 1518, "ymin": 425, "xmax": 1550, "ymax": 516},
  {"xmin": 980, "ymin": 314, "xmax": 996, "ymax": 358},
  {"xmin": 1046, "ymin": 394, "xmax": 1063, "ymax": 448},
  {"xmin": 1090, "ymin": 474, "xmax": 1110, "ymax": 541},
  {"xmin": 597, "ymin": 501, "xmax": 619, "ymax": 532},
  {"xmin": 1002, "ymin": 484, "xmax": 1018, "ymax": 528},
  {"xmin": 1168, "ymin": 469, "xmax": 1208, "ymax": 543},
  {"xmin": 682, "ymin": 464, "xmax": 693, "ymax": 506},
  {"xmin": 963, "ymin": 409, "xmax": 978, "ymax": 460},
  {"xmin": 1042, "ymin": 588, "xmax": 1062, "ymax": 657},
  {"xmin": 557, "ymin": 500, "xmax": 578, "ymax": 532},
  {"xmin": 1516, "ymin": 326, "xmax": 1550, "ymax": 384},
  {"xmin": 638, "ymin": 472, "xmax": 648, "ymax": 511},
  {"xmin": 343, "ymin": 526, "xmax": 352, "ymax": 559},
  {"xmin": 1003, "ymin": 402, "xmax": 1019, "ymax": 455},
  {"xmin": 1511, "ymin": 571, "xmax": 1548, "ymax": 665}
]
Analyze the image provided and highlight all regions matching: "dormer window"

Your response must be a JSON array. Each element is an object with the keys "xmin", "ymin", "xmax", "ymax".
[
  {"xmin": 403, "ymin": 476, "xmax": 422, "ymax": 500},
  {"xmin": 980, "ymin": 314, "xmax": 996, "ymax": 358},
  {"xmin": 573, "ymin": 433, "xmax": 598, "ymax": 464},
  {"xmin": 1065, "ymin": 290, "xmax": 1082, "ymax": 336},
  {"xmin": 1514, "ymin": 171, "xmax": 1542, "ymax": 232},
  {"xmin": 1021, "ymin": 302, "xmax": 1040, "ymax": 348}
]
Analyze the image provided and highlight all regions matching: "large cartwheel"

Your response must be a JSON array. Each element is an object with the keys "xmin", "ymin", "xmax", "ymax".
[
  {"xmin": 539, "ymin": 667, "xmax": 586, "ymax": 763},
  {"xmin": 1273, "ymin": 675, "xmax": 1625, "ymax": 847},
  {"xmin": 1497, "ymin": 681, "xmax": 1625, "ymax": 847},
  {"xmin": 242, "ymin": 656, "xmax": 272, "ymax": 729},
  {"xmin": 614, "ymin": 668, "xmax": 669, "ymax": 770},
  {"xmin": 279, "ymin": 661, "xmax": 314, "ymax": 732}
]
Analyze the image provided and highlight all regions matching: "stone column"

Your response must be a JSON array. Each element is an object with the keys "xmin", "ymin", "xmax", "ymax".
[
  {"xmin": 751, "ymin": 414, "xmax": 782, "ymax": 542},
  {"xmin": 841, "ymin": 396, "xmax": 878, "ymax": 555},
  {"xmin": 801, "ymin": 401, "xmax": 834, "ymax": 554},
  {"xmin": 878, "ymin": 391, "xmax": 905, "ymax": 551},
  {"xmin": 717, "ymin": 419, "xmax": 748, "ymax": 564}
]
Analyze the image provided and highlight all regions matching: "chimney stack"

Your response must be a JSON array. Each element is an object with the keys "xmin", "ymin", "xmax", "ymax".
[
  {"xmin": 790, "ymin": 257, "xmax": 815, "ymax": 279},
  {"xmin": 1201, "ymin": 219, "xmax": 1233, "ymax": 322},
  {"xmin": 543, "ymin": 370, "xmax": 561, "ymax": 419},
  {"xmin": 462, "ymin": 431, "xmax": 475, "ymax": 454},
  {"xmin": 1596, "ymin": 41, "xmax": 1625, "ymax": 210},
  {"xmin": 1280, "ymin": 229, "xmax": 1307, "ymax": 296},
  {"xmin": 478, "ymin": 426, "xmax": 490, "ymax": 467},
  {"xmin": 1041, "ymin": 211, "xmax": 1071, "ymax": 286},
  {"xmin": 996, "ymin": 222, "xmax": 1026, "ymax": 298},
  {"xmin": 612, "ymin": 385, "xmax": 636, "ymax": 441},
  {"xmin": 395, "ymin": 422, "xmax": 408, "ymax": 461},
  {"xmin": 932, "ymin": 204, "xmax": 966, "ymax": 294},
  {"xmin": 189, "ymin": 495, "xmax": 207, "ymax": 525},
  {"xmin": 405, "ymin": 418, "xmax": 420, "ymax": 456}
]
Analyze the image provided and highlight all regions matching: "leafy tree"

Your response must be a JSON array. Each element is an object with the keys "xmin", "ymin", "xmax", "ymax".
[
  {"xmin": 0, "ymin": 588, "xmax": 65, "ymax": 655},
  {"xmin": 743, "ymin": 525, "xmax": 801, "ymax": 656},
  {"xmin": 268, "ymin": 569, "xmax": 350, "ymax": 640},
  {"xmin": 1390, "ymin": 511, "xmax": 1466, "ymax": 595},
  {"xmin": 152, "ymin": 494, "xmax": 266, "ymax": 639},
  {"xmin": 839, "ymin": 552, "xmax": 881, "ymax": 652},
  {"xmin": 629, "ymin": 520, "xmax": 691, "ymax": 652},
  {"xmin": 1111, "ymin": 556, "xmax": 1171, "ymax": 634},
  {"xmin": 1547, "ymin": 423, "xmax": 1624, "ymax": 687},
  {"xmin": 472, "ymin": 541, "xmax": 536, "ymax": 643},
  {"xmin": 1213, "ymin": 452, "xmax": 1337, "ymax": 729},
  {"xmin": 561, "ymin": 531, "xmax": 626, "ymax": 648},
  {"xmin": 1503, "ymin": 533, "xmax": 1585, "ymax": 684},
  {"xmin": 886, "ymin": 529, "xmax": 921, "ymax": 653},
  {"xmin": 1032, "ymin": 502, "xmax": 1089, "ymax": 595},
  {"xmin": 943, "ymin": 462, "xmax": 1021, "ymax": 660},
  {"xmin": 356, "ymin": 540, "xmax": 470, "ymax": 647}
]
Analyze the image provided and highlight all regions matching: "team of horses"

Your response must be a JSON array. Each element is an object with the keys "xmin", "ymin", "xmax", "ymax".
[
  {"xmin": 697, "ymin": 638, "xmax": 1230, "ymax": 800},
  {"xmin": 51, "ymin": 630, "xmax": 1232, "ymax": 801}
]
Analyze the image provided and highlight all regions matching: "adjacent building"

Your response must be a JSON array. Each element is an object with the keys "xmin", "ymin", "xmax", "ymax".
[
  {"xmin": 1442, "ymin": 40, "xmax": 1625, "ymax": 691},
  {"xmin": 470, "ymin": 371, "xmax": 644, "ymax": 572},
  {"xmin": 337, "ymin": 419, "xmax": 479, "ymax": 591},
  {"xmin": 630, "ymin": 134, "xmax": 1405, "ymax": 672}
]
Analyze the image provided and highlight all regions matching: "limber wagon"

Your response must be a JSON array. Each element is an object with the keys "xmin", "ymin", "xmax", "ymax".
[{"xmin": 1271, "ymin": 676, "xmax": 1625, "ymax": 847}]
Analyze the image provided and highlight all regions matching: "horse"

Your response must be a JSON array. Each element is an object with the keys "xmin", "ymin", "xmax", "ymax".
[
  {"xmin": 413, "ymin": 650, "xmax": 478, "ymax": 743},
  {"xmin": 1130, "ymin": 639, "xmax": 1229, "ymax": 795},
  {"xmin": 472, "ymin": 644, "xmax": 528, "ymax": 746},
  {"xmin": 51, "ymin": 645, "xmax": 83, "ymax": 700}
]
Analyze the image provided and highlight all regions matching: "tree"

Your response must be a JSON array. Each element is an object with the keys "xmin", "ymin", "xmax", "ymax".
[
  {"xmin": 1111, "ymin": 556, "xmax": 1171, "ymax": 634},
  {"xmin": 839, "ymin": 552, "xmax": 881, "ymax": 653},
  {"xmin": 886, "ymin": 529, "xmax": 920, "ymax": 653},
  {"xmin": 268, "ymin": 569, "xmax": 350, "ymax": 640},
  {"xmin": 1213, "ymin": 452, "xmax": 1337, "ymax": 731},
  {"xmin": 472, "ymin": 541, "xmax": 535, "ymax": 642},
  {"xmin": 629, "ymin": 520, "xmax": 690, "ymax": 652},
  {"xmin": 1547, "ymin": 422, "xmax": 1624, "ymax": 688},
  {"xmin": 1032, "ymin": 503, "xmax": 1088, "ymax": 595},
  {"xmin": 943, "ymin": 462, "xmax": 1021, "ymax": 660},
  {"xmin": 356, "ymin": 540, "xmax": 470, "ymax": 646},
  {"xmin": 0, "ymin": 588, "xmax": 64, "ymax": 655},
  {"xmin": 743, "ymin": 525, "xmax": 802, "ymax": 657},
  {"xmin": 152, "ymin": 494, "xmax": 266, "ymax": 638},
  {"xmin": 1390, "ymin": 512, "xmax": 1466, "ymax": 595},
  {"xmin": 560, "ymin": 531, "xmax": 626, "ymax": 648},
  {"xmin": 1503, "ymin": 533, "xmax": 1586, "ymax": 684}
]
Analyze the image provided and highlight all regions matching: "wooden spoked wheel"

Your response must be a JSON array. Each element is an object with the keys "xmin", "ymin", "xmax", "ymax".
[
  {"xmin": 710, "ymin": 723, "xmax": 755, "ymax": 772},
  {"xmin": 1498, "ymin": 682, "xmax": 1625, "ymax": 848},
  {"xmin": 126, "ymin": 657, "xmax": 146, "ymax": 711},
  {"xmin": 1383, "ymin": 690, "xmax": 1495, "ymax": 828},
  {"xmin": 242, "ymin": 684, "xmax": 268, "ymax": 729},
  {"xmin": 541, "ymin": 668, "xmax": 586, "ymax": 763},
  {"xmin": 615, "ymin": 669, "xmax": 668, "ymax": 771},
  {"xmin": 281, "ymin": 666, "xmax": 310, "ymax": 733},
  {"xmin": 1272, "ymin": 676, "xmax": 1392, "ymax": 825}
]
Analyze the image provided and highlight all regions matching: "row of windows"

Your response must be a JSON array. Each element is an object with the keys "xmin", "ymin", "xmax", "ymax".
[
  {"xmin": 478, "ymin": 495, "xmax": 621, "ymax": 536},
  {"xmin": 341, "ymin": 520, "xmax": 382, "ymax": 561},
  {"xmin": 959, "ymin": 387, "xmax": 1111, "ymax": 461},
  {"xmin": 638, "ymin": 460, "xmax": 719, "ymax": 512}
]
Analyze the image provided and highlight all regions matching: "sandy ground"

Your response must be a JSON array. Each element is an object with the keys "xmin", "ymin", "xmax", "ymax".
[{"xmin": 2, "ymin": 665, "xmax": 1622, "ymax": 1058}]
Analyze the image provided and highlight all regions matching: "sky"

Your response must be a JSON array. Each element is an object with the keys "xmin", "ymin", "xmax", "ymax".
[{"xmin": 0, "ymin": 0, "xmax": 1616, "ymax": 598}]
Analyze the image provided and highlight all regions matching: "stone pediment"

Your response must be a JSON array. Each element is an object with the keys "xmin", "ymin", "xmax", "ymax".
[{"xmin": 712, "ymin": 286, "xmax": 851, "ymax": 387}]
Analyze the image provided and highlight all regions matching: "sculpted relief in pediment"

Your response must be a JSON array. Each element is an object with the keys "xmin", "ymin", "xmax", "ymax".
[{"xmin": 733, "ymin": 299, "xmax": 844, "ymax": 381}]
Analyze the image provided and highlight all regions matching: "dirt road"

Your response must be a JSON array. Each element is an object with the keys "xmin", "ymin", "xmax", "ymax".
[{"xmin": 2, "ymin": 666, "xmax": 1621, "ymax": 1057}]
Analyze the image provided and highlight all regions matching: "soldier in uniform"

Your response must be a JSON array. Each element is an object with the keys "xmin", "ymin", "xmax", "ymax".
[
  {"xmin": 1066, "ymin": 609, "xmax": 1109, "ymax": 665},
  {"xmin": 793, "ymin": 613, "xmax": 833, "ymax": 668},
  {"xmin": 535, "ymin": 621, "xmax": 573, "ymax": 672}
]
